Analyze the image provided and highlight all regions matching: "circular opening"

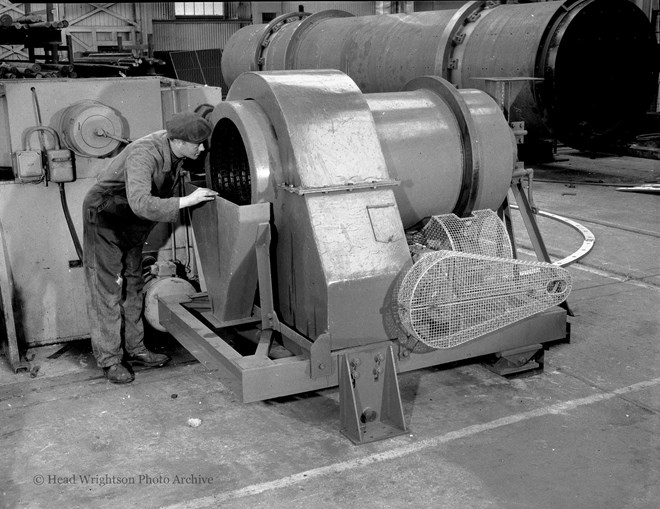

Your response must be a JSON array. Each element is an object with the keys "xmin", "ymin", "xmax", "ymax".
[
  {"xmin": 208, "ymin": 118, "xmax": 252, "ymax": 205},
  {"xmin": 360, "ymin": 408, "xmax": 378, "ymax": 424},
  {"xmin": 549, "ymin": 1, "xmax": 658, "ymax": 147}
]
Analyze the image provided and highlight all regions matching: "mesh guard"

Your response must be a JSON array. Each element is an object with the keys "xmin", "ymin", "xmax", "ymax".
[{"xmin": 398, "ymin": 210, "xmax": 572, "ymax": 349}]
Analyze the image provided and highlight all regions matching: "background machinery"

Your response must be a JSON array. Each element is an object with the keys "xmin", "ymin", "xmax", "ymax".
[{"xmin": 220, "ymin": 0, "xmax": 659, "ymax": 158}]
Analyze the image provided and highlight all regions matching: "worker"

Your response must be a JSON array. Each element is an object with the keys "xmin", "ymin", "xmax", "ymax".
[{"xmin": 82, "ymin": 111, "xmax": 219, "ymax": 384}]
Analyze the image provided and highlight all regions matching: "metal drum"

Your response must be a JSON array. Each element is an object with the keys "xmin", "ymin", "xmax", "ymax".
[{"xmin": 221, "ymin": 0, "xmax": 658, "ymax": 149}]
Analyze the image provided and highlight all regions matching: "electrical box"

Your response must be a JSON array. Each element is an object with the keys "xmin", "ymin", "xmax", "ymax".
[
  {"xmin": 15, "ymin": 126, "xmax": 75, "ymax": 184},
  {"xmin": 13, "ymin": 150, "xmax": 44, "ymax": 182},
  {"xmin": 47, "ymin": 149, "xmax": 75, "ymax": 183}
]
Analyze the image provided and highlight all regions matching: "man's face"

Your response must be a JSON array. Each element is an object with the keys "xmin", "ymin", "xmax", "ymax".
[{"xmin": 175, "ymin": 140, "xmax": 205, "ymax": 160}]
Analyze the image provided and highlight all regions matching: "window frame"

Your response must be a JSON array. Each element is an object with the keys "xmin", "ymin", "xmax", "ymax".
[{"xmin": 174, "ymin": 2, "xmax": 226, "ymax": 19}]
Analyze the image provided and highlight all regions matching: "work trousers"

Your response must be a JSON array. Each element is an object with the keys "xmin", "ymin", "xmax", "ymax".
[{"xmin": 83, "ymin": 189, "xmax": 154, "ymax": 368}]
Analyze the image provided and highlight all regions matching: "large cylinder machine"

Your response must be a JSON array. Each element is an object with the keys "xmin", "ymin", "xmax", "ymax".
[
  {"xmin": 221, "ymin": 0, "xmax": 658, "ymax": 153},
  {"xmin": 159, "ymin": 69, "xmax": 573, "ymax": 444}
]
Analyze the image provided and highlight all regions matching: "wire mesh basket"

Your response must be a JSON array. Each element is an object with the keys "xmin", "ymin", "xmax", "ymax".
[
  {"xmin": 398, "ymin": 210, "xmax": 571, "ymax": 349},
  {"xmin": 410, "ymin": 209, "xmax": 512, "ymax": 258},
  {"xmin": 398, "ymin": 250, "xmax": 571, "ymax": 349}
]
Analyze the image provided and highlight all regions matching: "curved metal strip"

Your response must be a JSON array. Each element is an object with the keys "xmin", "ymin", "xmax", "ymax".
[
  {"xmin": 511, "ymin": 205, "xmax": 595, "ymax": 267},
  {"xmin": 254, "ymin": 11, "xmax": 311, "ymax": 71},
  {"xmin": 433, "ymin": 1, "xmax": 483, "ymax": 78}
]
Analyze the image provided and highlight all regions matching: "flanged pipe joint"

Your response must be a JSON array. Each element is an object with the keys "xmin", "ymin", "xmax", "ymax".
[
  {"xmin": 221, "ymin": 0, "xmax": 658, "ymax": 150},
  {"xmin": 203, "ymin": 70, "xmax": 515, "ymax": 348}
]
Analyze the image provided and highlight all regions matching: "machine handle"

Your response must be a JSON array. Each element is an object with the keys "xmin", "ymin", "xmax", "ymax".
[{"xmin": 94, "ymin": 128, "xmax": 131, "ymax": 145}]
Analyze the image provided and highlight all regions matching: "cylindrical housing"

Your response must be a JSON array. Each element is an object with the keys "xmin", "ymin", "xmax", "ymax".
[
  {"xmin": 365, "ymin": 76, "xmax": 515, "ymax": 226},
  {"xmin": 221, "ymin": 0, "xmax": 658, "ymax": 149},
  {"xmin": 208, "ymin": 74, "xmax": 514, "ymax": 226},
  {"xmin": 144, "ymin": 276, "xmax": 196, "ymax": 332},
  {"xmin": 59, "ymin": 100, "xmax": 126, "ymax": 157}
]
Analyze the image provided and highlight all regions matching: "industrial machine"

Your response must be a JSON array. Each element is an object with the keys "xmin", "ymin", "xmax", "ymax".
[
  {"xmin": 0, "ymin": 76, "xmax": 223, "ymax": 371},
  {"xmin": 1, "ymin": 2, "xmax": 604, "ymax": 443},
  {"xmin": 220, "ymin": 0, "xmax": 659, "ymax": 156},
  {"xmin": 158, "ymin": 70, "xmax": 573, "ymax": 444}
]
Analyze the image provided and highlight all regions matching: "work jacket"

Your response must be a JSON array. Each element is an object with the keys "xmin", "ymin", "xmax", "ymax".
[
  {"xmin": 85, "ymin": 129, "xmax": 183, "ymax": 221},
  {"xmin": 83, "ymin": 130, "xmax": 184, "ymax": 245}
]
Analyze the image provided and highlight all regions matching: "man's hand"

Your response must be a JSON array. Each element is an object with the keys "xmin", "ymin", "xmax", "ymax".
[{"xmin": 179, "ymin": 187, "xmax": 219, "ymax": 209}]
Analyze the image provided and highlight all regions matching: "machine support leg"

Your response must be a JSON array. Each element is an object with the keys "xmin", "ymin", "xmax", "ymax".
[
  {"xmin": 511, "ymin": 180, "xmax": 552, "ymax": 264},
  {"xmin": 255, "ymin": 328, "xmax": 273, "ymax": 358},
  {"xmin": 339, "ymin": 344, "xmax": 407, "ymax": 444},
  {"xmin": 483, "ymin": 343, "xmax": 544, "ymax": 376},
  {"xmin": 255, "ymin": 223, "xmax": 276, "ymax": 332},
  {"xmin": 498, "ymin": 196, "xmax": 517, "ymax": 259},
  {"xmin": 511, "ymin": 175, "xmax": 574, "ymax": 316},
  {"xmin": 254, "ymin": 221, "xmax": 333, "ymax": 378}
]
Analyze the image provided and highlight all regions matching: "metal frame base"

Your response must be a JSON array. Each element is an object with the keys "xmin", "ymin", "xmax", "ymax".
[
  {"xmin": 339, "ymin": 344, "xmax": 407, "ymax": 444},
  {"xmin": 159, "ymin": 294, "xmax": 568, "ymax": 404}
]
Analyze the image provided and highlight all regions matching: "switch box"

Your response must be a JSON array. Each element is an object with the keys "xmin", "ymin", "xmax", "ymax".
[
  {"xmin": 13, "ymin": 150, "xmax": 44, "ymax": 182},
  {"xmin": 47, "ymin": 149, "xmax": 75, "ymax": 182}
]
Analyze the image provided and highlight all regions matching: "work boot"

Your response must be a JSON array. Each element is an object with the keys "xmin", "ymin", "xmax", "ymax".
[
  {"xmin": 103, "ymin": 363, "xmax": 135, "ymax": 384},
  {"xmin": 126, "ymin": 350, "xmax": 171, "ymax": 368}
]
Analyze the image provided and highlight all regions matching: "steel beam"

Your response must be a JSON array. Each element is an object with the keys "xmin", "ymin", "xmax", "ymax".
[{"xmin": 159, "ymin": 294, "xmax": 568, "ymax": 403}]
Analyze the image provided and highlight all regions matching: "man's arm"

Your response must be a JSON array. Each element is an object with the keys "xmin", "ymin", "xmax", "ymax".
[
  {"xmin": 126, "ymin": 146, "xmax": 219, "ymax": 221},
  {"xmin": 179, "ymin": 187, "xmax": 219, "ymax": 208}
]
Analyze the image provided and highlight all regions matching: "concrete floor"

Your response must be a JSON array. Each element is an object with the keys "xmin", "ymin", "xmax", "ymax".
[{"xmin": 1, "ymin": 148, "xmax": 659, "ymax": 509}]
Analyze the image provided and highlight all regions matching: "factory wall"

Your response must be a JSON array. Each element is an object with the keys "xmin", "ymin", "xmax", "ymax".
[
  {"xmin": 151, "ymin": 21, "xmax": 246, "ymax": 90},
  {"xmin": 57, "ymin": 3, "xmax": 144, "ymax": 54},
  {"xmin": 152, "ymin": 20, "xmax": 247, "ymax": 51},
  {"xmin": 281, "ymin": 2, "xmax": 376, "ymax": 15},
  {"xmin": 413, "ymin": 1, "xmax": 470, "ymax": 10},
  {"xmin": 250, "ymin": 2, "xmax": 376, "ymax": 23}
]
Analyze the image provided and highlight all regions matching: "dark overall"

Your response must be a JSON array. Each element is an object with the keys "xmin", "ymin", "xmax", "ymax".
[
  {"xmin": 83, "ymin": 130, "xmax": 182, "ymax": 368},
  {"xmin": 83, "ymin": 192, "xmax": 154, "ymax": 367}
]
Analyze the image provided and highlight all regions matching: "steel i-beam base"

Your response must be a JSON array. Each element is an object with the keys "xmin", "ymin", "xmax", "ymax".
[
  {"xmin": 339, "ymin": 344, "xmax": 407, "ymax": 445},
  {"xmin": 159, "ymin": 294, "xmax": 568, "ymax": 404}
]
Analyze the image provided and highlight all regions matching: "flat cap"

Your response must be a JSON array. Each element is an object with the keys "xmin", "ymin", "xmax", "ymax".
[{"xmin": 166, "ymin": 112, "xmax": 213, "ymax": 143}]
